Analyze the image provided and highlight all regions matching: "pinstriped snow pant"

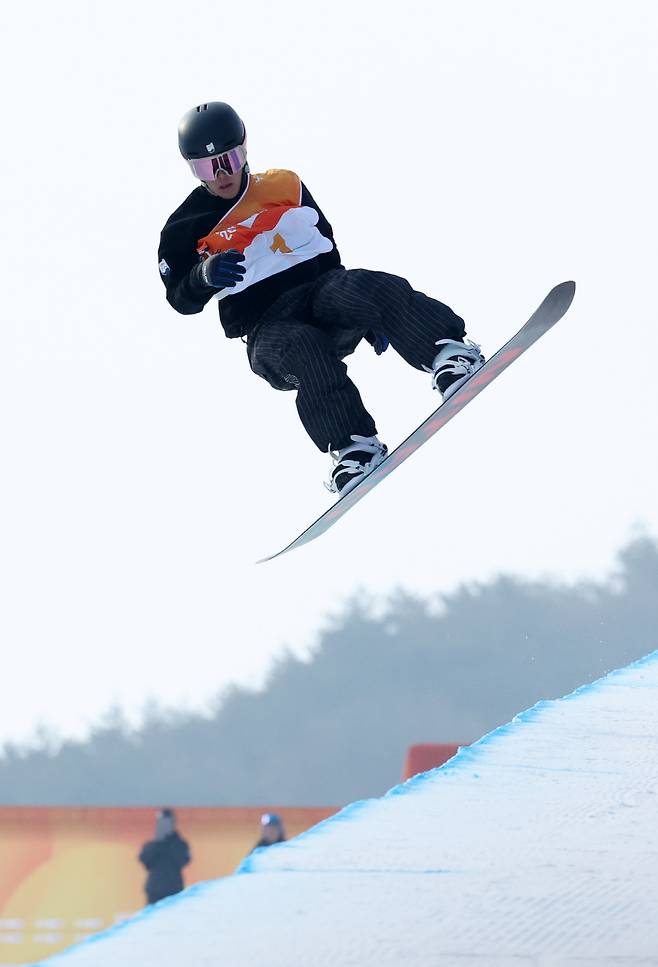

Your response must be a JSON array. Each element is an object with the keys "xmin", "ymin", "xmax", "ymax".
[{"xmin": 246, "ymin": 267, "xmax": 466, "ymax": 452}]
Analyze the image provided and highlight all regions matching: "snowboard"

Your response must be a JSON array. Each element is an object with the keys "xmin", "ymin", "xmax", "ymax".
[{"xmin": 258, "ymin": 280, "xmax": 576, "ymax": 563}]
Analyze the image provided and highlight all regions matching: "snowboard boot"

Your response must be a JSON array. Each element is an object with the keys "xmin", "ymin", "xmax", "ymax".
[
  {"xmin": 427, "ymin": 338, "xmax": 485, "ymax": 400},
  {"xmin": 325, "ymin": 435, "xmax": 388, "ymax": 497}
]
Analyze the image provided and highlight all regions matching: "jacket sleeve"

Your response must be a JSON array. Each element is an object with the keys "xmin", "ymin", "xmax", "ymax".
[
  {"xmin": 175, "ymin": 836, "xmax": 192, "ymax": 868},
  {"xmin": 158, "ymin": 228, "xmax": 217, "ymax": 316},
  {"xmin": 139, "ymin": 840, "xmax": 162, "ymax": 869},
  {"xmin": 300, "ymin": 183, "xmax": 343, "ymax": 271}
]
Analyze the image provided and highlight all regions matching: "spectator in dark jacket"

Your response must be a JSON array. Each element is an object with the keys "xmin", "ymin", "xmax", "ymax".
[
  {"xmin": 138, "ymin": 808, "xmax": 191, "ymax": 905},
  {"xmin": 252, "ymin": 812, "xmax": 286, "ymax": 852}
]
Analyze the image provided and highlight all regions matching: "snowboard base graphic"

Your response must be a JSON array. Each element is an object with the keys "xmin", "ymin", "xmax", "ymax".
[{"xmin": 258, "ymin": 281, "xmax": 576, "ymax": 563}]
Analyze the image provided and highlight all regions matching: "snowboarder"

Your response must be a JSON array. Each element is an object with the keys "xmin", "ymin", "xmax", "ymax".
[{"xmin": 158, "ymin": 101, "xmax": 484, "ymax": 496}]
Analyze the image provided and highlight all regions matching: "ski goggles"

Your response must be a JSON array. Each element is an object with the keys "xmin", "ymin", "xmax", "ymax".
[{"xmin": 186, "ymin": 144, "xmax": 247, "ymax": 181}]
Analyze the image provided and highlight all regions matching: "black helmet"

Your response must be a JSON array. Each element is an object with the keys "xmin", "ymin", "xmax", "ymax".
[{"xmin": 178, "ymin": 102, "xmax": 246, "ymax": 160}]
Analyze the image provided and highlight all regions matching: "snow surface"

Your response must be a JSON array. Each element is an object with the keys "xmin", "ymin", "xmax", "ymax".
[{"xmin": 43, "ymin": 652, "xmax": 658, "ymax": 966}]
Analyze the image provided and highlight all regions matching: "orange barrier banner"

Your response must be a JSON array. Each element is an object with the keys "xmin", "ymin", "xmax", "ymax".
[
  {"xmin": 401, "ymin": 743, "xmax": 461, "ymax": 780},
  {"xmin": 0, "ymin": 805, "xmax": 336, "ymax": 964}
]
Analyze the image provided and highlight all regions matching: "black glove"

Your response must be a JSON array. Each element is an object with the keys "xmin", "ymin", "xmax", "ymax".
[
  {"xmin": 365, "ymin": 330, "xmax": 389, "ymax": 355},
  {"xmin": 199, "ymin": 249, "xmax": 246, "ymax": 290}
]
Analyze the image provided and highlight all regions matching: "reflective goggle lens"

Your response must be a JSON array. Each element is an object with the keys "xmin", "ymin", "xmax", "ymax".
[{"xmin": 187, "ymin": 145, "xmax": 247, "ymax": 181}]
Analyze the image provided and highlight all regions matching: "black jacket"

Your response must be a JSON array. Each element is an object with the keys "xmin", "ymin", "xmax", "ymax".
[
  {"xmin": 158, "ymin": 171, "xmax": 342, "ymax": 338},
  {"xmin": 139, "ymin": 832, "xmax": 191, "ymax": 903}
]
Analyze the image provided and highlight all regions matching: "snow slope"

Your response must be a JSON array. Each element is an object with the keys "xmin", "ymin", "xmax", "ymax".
[{"xmin": 43, "ymin": 651, "xmax": 658, "ymax": 966}]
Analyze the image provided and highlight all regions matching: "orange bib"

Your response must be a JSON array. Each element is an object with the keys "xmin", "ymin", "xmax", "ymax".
[{"xmin": 196, "ymin": 170, "xmax": 333, "ymax": 300}]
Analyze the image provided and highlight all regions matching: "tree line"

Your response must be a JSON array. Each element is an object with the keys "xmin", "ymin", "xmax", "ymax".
[{"xmin": 1, "ymin": 536, "xmax": 656, "ymax": 806}]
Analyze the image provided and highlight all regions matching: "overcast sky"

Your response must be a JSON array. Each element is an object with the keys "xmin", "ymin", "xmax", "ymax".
[{"xmin": 1, "ymin": 0, "xmax": 657, "ymax": 747}]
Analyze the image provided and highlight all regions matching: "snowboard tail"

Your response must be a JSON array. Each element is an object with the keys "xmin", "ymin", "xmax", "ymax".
[{"xmin": 258, "ymin": 281, "xmax": 576, "ymax": 563}]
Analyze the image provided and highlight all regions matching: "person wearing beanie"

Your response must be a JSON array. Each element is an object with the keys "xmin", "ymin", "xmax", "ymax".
[
  {"xmin": 252, "ymin": 812, "xmax": 287, "ymax": 851},
  {"xmin": 138, "ymin": 808, "xmax": 191, "ymax": 905}
]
